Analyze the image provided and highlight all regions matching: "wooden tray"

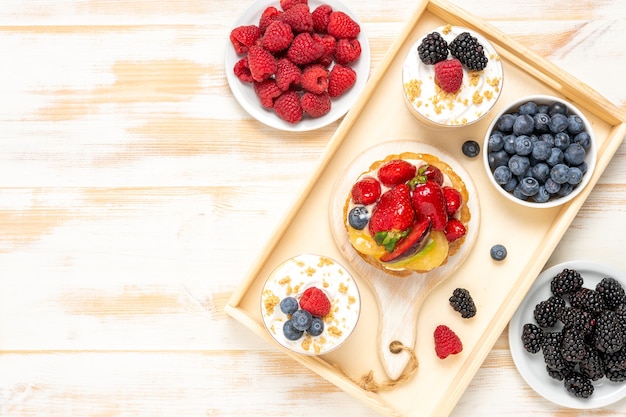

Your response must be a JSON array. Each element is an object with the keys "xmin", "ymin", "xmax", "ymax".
[{"xmin": 225, "ymin": 0, "xmax": 626, "ymax": 416}]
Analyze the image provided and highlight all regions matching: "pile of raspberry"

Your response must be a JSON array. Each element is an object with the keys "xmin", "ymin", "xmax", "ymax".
[{"xmin": 229, "ymin": 0, "xmax": 361, "ymax": 124}]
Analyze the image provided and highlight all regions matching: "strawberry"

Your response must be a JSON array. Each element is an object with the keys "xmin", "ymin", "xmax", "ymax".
[
  {"xmin": 434, "ymin": 325, "xmax": 463, "ymax": 359},
  {"xmin": 260, "ymin": 20, "xmax": 294, "ymax": 53},
  {"xmin": 412, "ymin": 180, "xmax": 448, "ymax": 231},
  {"xmin": 368, "ymin": 183, "xmax": 415, "ymax": 237},
  {"xmin": 377, "ymin": 159, "xmax": 417, "ymax": 187},
  {"xmin": 417, "ymin": 163, "xmax": 443, "ymax": 186},
  {"xmin": 443, "ymin": 218, "xmax": 466, "ymax": 242},
  {"xmin": 379, "ymin": 218, "xmax": 431, "ymax": 263},
  {"xmin": 301, "ymin": 91, "xmax": 331, "ymax": 118},
  {"xmin": 327, "ymin": 64, "xmax": 356, "ymax": 98},
  {"xmin": 327, "ymin": 11, "xmax": 360, "ymax": 39},
  {"xmin": 434, "ymin": 58, "xmax": 463, "ymax": 93},
  {"xmin": 287, "ymin": 32, "xmax": 324, "ymax": 66},
  {"xmin": 230, "ymin": 25, "xmax": 262, "ymax": 55},
  {"xmin": 247, "ymin": 45, "xmax": 277, "ymax": 82},
  {"xmin": 442, "ymin": 186, "xmax": 462, "ymax": 217},
  {"xmin": 351, "ymin": 176, "xmax": 381, "ymax": 205},
  {"xmin": 299, "ymin": 287, "xmax": 331, "ymax": 317},
  {"xmin": 334, "ymin": 38, "xmax": 361, "ymax": 65}
]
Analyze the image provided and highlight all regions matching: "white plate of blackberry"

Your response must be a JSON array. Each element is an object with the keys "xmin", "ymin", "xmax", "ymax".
[{"xmin": 509, "ymin": 260, "xmax": 626, "ymax": 409}]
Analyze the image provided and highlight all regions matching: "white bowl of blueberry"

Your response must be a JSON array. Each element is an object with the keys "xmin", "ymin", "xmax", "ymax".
[{"xmin": 483, "ymin": 95, "xmax": 596, "ymax": 208}]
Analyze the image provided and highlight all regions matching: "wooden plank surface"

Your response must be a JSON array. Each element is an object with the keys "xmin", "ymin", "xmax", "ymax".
[{"xmin": 1, "ymin": 0, "xmax": 625, "ymax": 415}]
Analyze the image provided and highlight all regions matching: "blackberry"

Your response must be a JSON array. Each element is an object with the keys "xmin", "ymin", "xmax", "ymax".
[
  {"xmin": 533, "ymin": 295, "xmax": 566, "ymax": 328},
  {"xmin": 579, "ymin": 347, "xmax": 604, "ymax": 381},
  {"xmin": 601, "ymin": 348, "xmax": 626, "ymax": 382},
  {"xmin": 547, "ymin": 365, "xmax": 571, "ymax": 381},
  {"xmin": 593, "ymin": 310, "xmax": 624, "ymax": 354},
  {"xmin": 550, "ymin": 268, "xmax": 583, "ymax": 297},
  {"xmin": 560, "ymin": 326, "xmax": 586, "ymax": 363},
  {"xmin": 564, "ymin": 372, "xmax": 594, "ymax": 398},
  {"xmin": 616, "ymin": 303, "xmax": 626, "ymax": 326},
  {"xmin": 595, "ymin": 277, "xmax": 626, "ymax": 310},
  {"xmin": 541, "ymin": 331, "xmax": 570, "ymax": 373},
  {"xmin": 557, "ymin": 307, "xmax": 595, "ymax": 336},
  {"xmin": 570, "ymin": 288, "xmax": 606, "ymax": 316},
  {"xmin": 417, "ymin": 31, "xmax": 449, "ymax": 65},
  {"xmin": 449, "ymin": 288, "xmax": 477, "ymax": 318},
  {"xmin": 521, "ymin": 323, "xmax": 543, "ymax": 354},
  {"xmin": 448, "ymin": 31, "xmax": 488, "ymax": 71}
]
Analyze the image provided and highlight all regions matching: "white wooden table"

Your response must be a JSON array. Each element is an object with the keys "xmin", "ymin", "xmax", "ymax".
[{"xmin": 1, "ymin": 0, "xmax": 625, "ymax": 415}]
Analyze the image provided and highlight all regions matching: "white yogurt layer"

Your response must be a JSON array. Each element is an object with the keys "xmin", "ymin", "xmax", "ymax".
[
  {"xmin": 260, "ymin": 254, "xmax": 360, "ymax": 355},
  {"xmin": 402, "ymin": 25, "xmax": 503, "ymax": 127}
]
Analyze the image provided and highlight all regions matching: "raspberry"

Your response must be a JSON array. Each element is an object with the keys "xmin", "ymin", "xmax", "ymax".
[
  {"xmin": 247, "ymin": 45, "xmax": 277, "ymax": 82},
  {"xmin": 233, "ymin": 57, "xmax": 253, "ymax": 83},
  {"xmin": 312, "ymin": 33, "xmax": 336, "ymax": 67},
  {"xmin": 253, "ymin": 79, "xmax": 282, "ymax": 108},
  {"xmin": 260, "ymin": 20, "xmax": 293, "ymax": 53},
  {"xmin": 273, "ymin": 90, "xmax": 303, "ymax": 124},
  {"xmin": 301, "ymin": 91, "xmax": 331, "ymax": 118},
  {"xmin": 287, "ymin": 32, "xmax": 324, "ymax": 66},
  {"xmin": 299, "ymin": 287, "xmax": 331, "ymax": 317},
  {"xmin": 312, "ymin": 4, "xmax": 332, "ymax": 33},
  {"xmin": 433, "ymin": 325, "xmax": 463, "ymax": 359},
  {"xmin": 275, "ymin": 58, "xmax": 301, "ymax": 91},
  {"xmin": 300, "ymin": 64, "xmax": 328, "ymax": 94},
  {"xmin": 434, "ymin": 58, "xmax": 463, "ymax": 93},
  {"xmin": 259, "ymin": 6, "xmax": 281, "ymax": 34},
  {"xmin": 279, "ymin": 3, "xmax": 313, "ymax": 34},
  {"xmin": 280, "ymin": 0, "xmax": 307, "ymax": 11},
  {"xmin": 327, "ymin": 11, "xmax": 360, "ymax": 39},
  {"xmin": 230, "ymin": 25, "xmax": 262, "ymax": 55},
  {"xmin": 328, "ymin": 64, "xmax": 356, "ymax": 98},
  {"xmin": 334, "ymin": 38, "xmax": 361, "ymax": 65}
]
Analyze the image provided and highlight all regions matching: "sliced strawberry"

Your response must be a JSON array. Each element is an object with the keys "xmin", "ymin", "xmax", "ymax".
[
  {"xmin": 442, "ymin": 186, "xmax": 462, "ymax": 217},
  {"xmin": 412, "ymin": 180, "xmax": 448, "ymax": 231},
  {"xmin": 368, "ymin": 183, "xmax": 415, "ymax": 236},
  {"xmin": 351, "ymin": 176, "xmax": 381, "ymax": 205},
  {"xmin": 377, "ymin": 159, "xmax": 417, "ymax": 187},
  {"xmin": 379, "ymin": 218, "xmax": 431, "ymax": 263},
  {"xmin": 443, "ymin": 218, "xmax": 466, "ymax": 242}
]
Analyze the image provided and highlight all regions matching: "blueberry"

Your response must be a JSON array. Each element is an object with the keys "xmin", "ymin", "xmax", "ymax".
[
  {"xmin": 546, "ymin": 147, "xmax": 564, "ymax": 166},
  {"xmin": 280, "ymin": 297, "xmax": 299, "ymax": 315},
  {"xmin": 550, "ymin": 163, "xmax": 570, "ymax": 184},
  {"xmin": 533, "ymin": 113, "xmax": 551, "ymax": 132},
  {"xmin": 508, "ymin": 154, "xmax": 530, "ymax": 176},
  {"xmin": 291, "ymin": 309, "xmax": 313, "ymax": 331},
  {"xmin": 513, "ymin": 114, "xmax": 535, "ymax": 136},
  {"xmin": 532, "ymin": 162, "xmax": 550, "ymax": 183},
  {"xmin": 563, "ymin": 143, "xmax": 586, "ymax": 166},
  {"xmin": 514, "ymin": 135, "xmax": 533, "ymax": 156},
  {"xmin": 549, "ymin": 113, "xmax": 568, "ymax": 133},
  {"xmin": 502, "ymin": 177, "xmax": 518, "ymax": 192},
  {"xmin": 544, "ymin": 178, "xmax": 561, "ymax": 194},
  {"xmin": 493, "ymin": 165, "xmax": 512, "ymax": 185},
  {"xmin": 532, "ymin": 140, "xmax": 551, "ymax": 161},
  {"xmin": 558, "ymin": 183, "xmax": 574, "ymax": 197},
  {"xmin": 519, "ymin": 101, "xmax": 538, "ymax": 115},
  {"xmin": 548, "ymin": 101, "xmax": 568, "ymax": 116},
  {"xmin": 567, "ymin": 167, "xmax": 583, "ymax": 185},
  {"xmin": 462, "ymin": 140, "xmax": 480, "ymax": 158},
  {"xmin": 513, "ymin": 186, "xmax": 528, "ymax": 200},
  {"xmin": 497, "ymin": 113, "xmax": 516, "ymax": 132},
  {"xmin": 307, "ymin": 317, "xmax": 324, "ymax": 336},
  {"xmin": 574, "ymin": 131, "xmax": 591, "ymax": 150},
  {"xmin": 488, "ymin": 132, "xmax": 505, "ymax": 152},
  {"xmin": 538, "ymin": 104, "xmax": 550, "ymax": 114},
  {"xmin": 567, "ymin": 114, "xmax": 585, "ymax": 134},
  {"xmin": 575, "ymin": 161, "xmax": 588, "ymax": 175},
  {"xmin": 518, "ymin": 177, "xmax": 540, "ymax": 196},
  {"xmin": 348, "ymin": 206, "xmax": 369, "ymax": 230},
  {"xmin": 533, "ymin": 186, "xmax": 550, "ymax": 203},
  {"xmin": 503, "ymin": 134, "xmax": 517, "ymax": 154},
  {"xmin": 488, "ymin": 150, "xmax": 510, "ymax": 170},
  {"xmin": 554, "ymin": 131, "xmax": 570, "ymax": 150},
  {"xmin": 490, "ymin": 244, "xmax": 507, "ymax": 261},
  {"xmin": 283, "ymin": 320, "xmax": 304, "ymax": 341},
  {"xmin": 539, "ymin": 133, "xmax": 555, "ymax": 147}
]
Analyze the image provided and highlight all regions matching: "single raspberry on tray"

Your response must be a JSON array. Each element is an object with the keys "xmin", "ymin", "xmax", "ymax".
[
  {"xmin": 434, "ymin": 325, "xmax": 463, "ymax": 359},
  {"xmin": 434, "ymin": 58, "xmax": 463, "ymax": 93},
  {"xmin": 328, "ymin": 64, "xmax": 356, "ymax": 98}
]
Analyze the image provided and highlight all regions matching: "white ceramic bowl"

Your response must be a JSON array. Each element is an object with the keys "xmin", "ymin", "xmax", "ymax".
[{"xmin": 483, "ymin": 95, "xmax": 596, "ymax": 208}]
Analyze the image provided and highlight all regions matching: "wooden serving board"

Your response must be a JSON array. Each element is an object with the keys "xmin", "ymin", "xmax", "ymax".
[
  {"xmin": 328, "ymin": 140, "xmax": 480, "ymax": 381},
  {"xmin": 226, "ymin": 0, "xmax": 626, "ymax": 416}
]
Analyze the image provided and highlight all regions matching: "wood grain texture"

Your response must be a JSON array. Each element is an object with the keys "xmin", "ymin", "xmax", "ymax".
[{"xmin": 1, "ymin": 0, "xmax": 625, "ymax": 416}]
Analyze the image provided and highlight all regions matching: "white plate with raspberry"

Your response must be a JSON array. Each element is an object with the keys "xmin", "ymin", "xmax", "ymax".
[
  {"xmin": 509, "ymin": 260, "xmax": 626, "ymax": 409},
  {"xmin": 225, "ymin": 0, "xmax": 370, "ymax": 131}
]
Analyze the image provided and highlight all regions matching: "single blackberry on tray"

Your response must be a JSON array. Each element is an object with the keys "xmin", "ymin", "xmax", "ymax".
[
  {"xmin": 417, "ymin": 31, "xmax": 449, "ymax": 65},
  {"xmin": 558, "ymin": 306, "xmax": 596, "ymax": 336},
  {"xmin": 550, "ymin": 268, "xmax": 584, "ymax": 297},
  {"xmin": 601, "ymin": 348, "xmax": 626, "ymax": 382},
  {"xmin": 564, "ymin": 372, "xmax": 594, "ymax": 398},
  {"xmin": 570, "ymin": 288, "xmax": 606, "ymax": 316},
  {"xmin": 521, "ymin": 323, "xmax": 543, "ymax": 354},
  {"xmin": 533, "ymin": 295, "xmax": 566, "ymax": 328},
  {"xmin": 560, "ymin": 326, "xmax": 587, "ymax": 363},
  {"xmin": 448, "ymin": 31, "xmax": 488, "ymax": 71},
  {"xmin": 579, "ymin": 347, "xmax": 604, "ymax": 381},
  {"xmin": 449, "ymin": 288, "xmax": 477, "ymax": 319},
  {"xmin": 593, "ymin": 310, "xmax": 624, "ymax": 354},
  {"xmin": 595, "ymin": 277, "xmax": 626, "ymax": 310}
]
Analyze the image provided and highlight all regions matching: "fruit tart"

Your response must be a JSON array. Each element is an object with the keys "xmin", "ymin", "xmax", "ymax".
[{"xmin": 344, "ymin": 152, "xmax": 471, "ymax": 275}]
